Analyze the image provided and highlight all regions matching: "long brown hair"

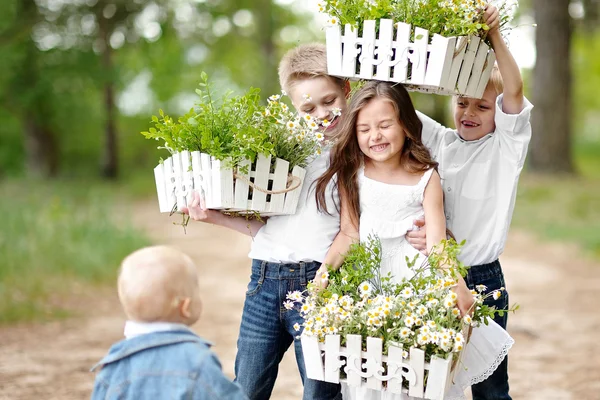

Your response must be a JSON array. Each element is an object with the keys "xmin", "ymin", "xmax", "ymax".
[{"xmin": 315, "ymin": 81, "xmax": 438, "ymax": 227}]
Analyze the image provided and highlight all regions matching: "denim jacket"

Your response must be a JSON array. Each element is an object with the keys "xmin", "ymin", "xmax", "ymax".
[{"xmin": 91, "ymin": 330, "xmax": 247, "ymax": 400}]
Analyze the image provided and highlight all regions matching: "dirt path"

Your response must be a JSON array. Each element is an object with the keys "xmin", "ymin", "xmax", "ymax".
[{"xmin": 1, "ymin": 200, "xmax": 599, "ymax": 399}]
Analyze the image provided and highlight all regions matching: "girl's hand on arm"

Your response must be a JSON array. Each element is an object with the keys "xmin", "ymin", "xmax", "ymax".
[
  {"xmin": 406, "ymin": 217, "xmax": 427, "ymax": 254},
  {"xmin": 181, "ymin": 190, "xmax": 265, "ymax": 237},
  {"xmin": 485, "ymin": 3, "xmax": 524, "ymax": 114}
]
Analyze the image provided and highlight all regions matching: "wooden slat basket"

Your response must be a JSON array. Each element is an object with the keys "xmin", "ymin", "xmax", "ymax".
[
  {"xmin": 326, "ymin": 19, "xmax": 497, "ymax": 98},
  {"xmin": 153, "ymin": 151, "xmax": 306, "ymax": 216},
  {"xmin": 302, "ymin": 334, "xmax": 460, "ymax": 400}
]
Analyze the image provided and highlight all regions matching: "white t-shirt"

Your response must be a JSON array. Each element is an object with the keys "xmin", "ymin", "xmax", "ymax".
[
  {"xmin": 248, "ymin": 149, "xmax": 340, "ymax": 263},
  {"xmin": 419, "ymin": 94, "xmax": 534, "ymax": 267}
]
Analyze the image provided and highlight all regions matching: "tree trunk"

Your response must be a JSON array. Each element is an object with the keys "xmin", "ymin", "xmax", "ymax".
[
  {"xmin": 582, "ymin": 0, "xmax": 599, "ymax": 31},
  {"xmin": 99, "ymin": 16, "xmax": 118, "ymax": 179},
  {"xmin": 24, "ymin": 120, "xmax": 59, "ymax": 177},
  {"xmin": 256, "ymin": 0, "xmax": 277, "ymax": 97},
  {"xmin": 529, "ymin": 0, "xmax": 573, "ymax": 173}
]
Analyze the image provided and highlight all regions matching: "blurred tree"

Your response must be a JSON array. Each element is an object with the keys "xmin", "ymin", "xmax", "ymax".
[
  {"xmin": 582, "ymin": 0, "xmax": 599, "ymax": 31},
  {"xmin": 530, "ymin": 0, "xmax": 574, "ymax": 173}
]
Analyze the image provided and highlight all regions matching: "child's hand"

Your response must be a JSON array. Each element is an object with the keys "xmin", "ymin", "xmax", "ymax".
[
  {"xmin": 181, "ymin": 190, "xmax": 222, "ymax": 224},
  {"xmin": 453, "ymin": 276, "xmax": 475, "ymax": 317},
  {"xmin": 312, "ymin": 267, "xmax": 330, "ymax": 290},
  {"xmin": 484, "ymin": 4, "xmax": 500, "ymax": 35},
  {"xmin": 406, "ymin": 217, "xmax": 428, "ymax": 254}
]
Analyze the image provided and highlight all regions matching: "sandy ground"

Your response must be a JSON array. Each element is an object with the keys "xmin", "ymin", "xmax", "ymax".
[{"xmin": 1, "ymin": 199, "xmax": 599, "ymax": 400}]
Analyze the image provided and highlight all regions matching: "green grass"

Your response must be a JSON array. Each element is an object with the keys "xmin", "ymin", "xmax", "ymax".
[
  {"xmin": 512, "ymin": 140, "xmax": 600, "ymax": 259},
  {"xmin": 0, "ymin": 179, "xmax": 150, "ymax": 324}
]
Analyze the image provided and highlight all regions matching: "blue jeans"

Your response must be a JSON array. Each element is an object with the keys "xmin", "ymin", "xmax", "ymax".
[
  {"xmin": 464, "ymin": 259, "xmax": 511, "ymax": 400},
  {"xmin": 234, "ymin": 259, "xmax": 342, "ymax": 400}
]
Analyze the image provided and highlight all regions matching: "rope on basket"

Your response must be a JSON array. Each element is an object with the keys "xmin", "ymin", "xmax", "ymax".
[
  {"xmin": 453, "ymin": 36, "xmax": 469, "ymax": 58},
  {"xmin": 233, "ymin": 172, "xmax": 302, "ymax": 195}
]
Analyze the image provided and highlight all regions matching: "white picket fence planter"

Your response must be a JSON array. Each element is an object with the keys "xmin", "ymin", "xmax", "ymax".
[
  {"xmin": 326, "ymin": 19, "xmax": 497, "ymax": 98},
  {"xmin": 153, "ymin": 151, "xmax": 306, "ymax": 215},
  {"xmin": 302, "ymin": 334, "xmax": 457, "ymax": 400}
]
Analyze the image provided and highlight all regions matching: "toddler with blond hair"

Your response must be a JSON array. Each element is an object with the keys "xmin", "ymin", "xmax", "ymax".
[{"xmin": 91, "ymin": 246, "xmax": 247, "ymax": 400}]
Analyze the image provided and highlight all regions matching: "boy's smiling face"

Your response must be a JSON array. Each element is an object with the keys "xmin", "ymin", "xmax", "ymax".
[
  {"xmin": 453, "ymin": 84, "xmax": 498, "ymax": 141},
  {"xmin": 289, "ymin": 76, "xmax": 349, "ymax": 134}
]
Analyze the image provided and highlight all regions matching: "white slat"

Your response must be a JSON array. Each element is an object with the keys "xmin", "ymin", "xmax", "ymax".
[
  {"xmin": 341, "ymin": 24, "xmax": 359, "ymax": 77},
  {"xmin": 282, "ymin": 165, "xmax": 306, "ymax": 214},
  {"xmin": 465, "ymin": 40, "xmax": 490, "ymax": 97},
  {"xmin": 424, "ymin": 34, "xmax": 453, "ymax": 87},
  {"xmin": 324, "ymin": 335, "xmax": 341, "ymax": 383},
  {"xmin": 220, "ymin": 157, "xmax": 234, "ymax": 209},
  {"xmin": 387, "ymin": 344, "xmax": 404, "ymax": 394},
  {"xmin": 456, "ymin": 35, "xmax": 481, "ymax": 94},
  {"xmin": 424, "ymin": 355, "xmax": 452, "ymax": 400},
  {"xmin": 301, "ymin": 336, "xmax": 325, "ymax": 381},
  {"xmin": 172, "ymin": 153, "xmax": 186, "ymax": 211},
  {"xmin": 190, "ymin": 151, "xmax": 205, "ymax": 205},
  {"xmin": 345, "ymin": 334, "xmax": 362, "ymax": 387},
  {"xmin": 210, "ymin": 158, "xmax": 223, "ymax": 208},
  {"xmin": 326, "ymin": 24, "xmax": 343, "ymax": 76},
  {"xmin": 408, "ymin": 347, "xmax": 425, "ymax": 398},
  {"xmin": 374, "ymin": 19, "xmax": 395, "ymax": 81},
  {"xmin": 444, "ymin": 36, "xmax": 469, "ymax": 92},
  {"xmin": 474, "ymin": 50, "xmax": 497, "ymax": 98},
  {"xmin": 163, "ymin": 157, "xmax": 177, "ymax": 213},
  {"xmin": 251, "ymin": 154, "xmax": 270, "ymax": 212},
  {"xmin": 200, "ymin": 153, "xmax": 213, "ymax": 207},
  {"xmin": 180, "ymin": 151, "xmax": 193, "ymax": 209},
  {"xmin": 267, "ymin": 158, "xmax": 289, "ymax": 213},
  {"xmin": 359, "ymin": 20, "xmax": 377, "ymax": 79},
  {"xmin": 410, "ymin": 27, "xmax": 429, "ymax": 84},
  {"xmin": 153, "ymin": 163, "xmax": 169, "ymax": 213},
  {"xmin": 365, "ymin": 337, "xmax": 383, "ymax": 391},
  {"xmin": 234, "ymin": 158, "xmax": 251, "ymax": 210},
  {"xmin": 392, "ymin": 22, "xmax": 411, "ymax": 82}
]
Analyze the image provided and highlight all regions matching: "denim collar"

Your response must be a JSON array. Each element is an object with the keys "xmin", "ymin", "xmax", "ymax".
[{"xmin": 91, "ymin": 329, "xmax": 212, "ymax": 372}]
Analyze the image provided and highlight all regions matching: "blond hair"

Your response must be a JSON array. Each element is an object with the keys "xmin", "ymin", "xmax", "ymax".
[
  {"xmin": 118, "ymin": 246, "xmax": 200, "ymax": 322},
  {"xmin": 487, "ymin": 65, "xmax": 503, "ymax": 96},
  {"xmin": 278, "ymin": 43, "xmax": 346, "ymax": 94}
]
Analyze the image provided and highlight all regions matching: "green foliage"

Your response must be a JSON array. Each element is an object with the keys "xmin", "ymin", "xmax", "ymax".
[
  {"xmin": 0, "ymin": 180, "xmax": 150, "ymax": 324},
  {"xmin": 320, "ymin": 0, "xmax": 518, "ymax": 41},
  {"xmin": 141, "ymin": 73, "xmax": 323, "ymax": 171}
]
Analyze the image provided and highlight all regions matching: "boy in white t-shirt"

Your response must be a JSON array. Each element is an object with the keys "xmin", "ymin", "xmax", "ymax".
[
  {"xmin": 407, "ymin": 5, "xmax": 533, "ymax": 400},
  {"xmin": 182, "ymin": 44, "xmax": 347, "ymax": 400}
]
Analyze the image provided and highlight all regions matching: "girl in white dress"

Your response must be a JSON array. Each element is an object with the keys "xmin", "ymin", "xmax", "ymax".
[{"xmin": 313, "ymin": 81, "xmax": 513, "ymax": 400}]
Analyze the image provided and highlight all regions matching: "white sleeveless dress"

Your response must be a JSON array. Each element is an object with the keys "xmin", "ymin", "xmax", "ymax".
[{"xmin": 341, "ymin": 167, "xmax": 514, "ymax": 400}]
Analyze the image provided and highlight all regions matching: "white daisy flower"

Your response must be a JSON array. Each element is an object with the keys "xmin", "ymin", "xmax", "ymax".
[
  {"xmin": 493, "ymin": 290, "xmax": 502, "ymax": 300},
  {"xmin": 359, "ymin": 281, "xmax": 372, "ymax": 295},
  {"xmin": 293, "ymin": 323, "xmax": 301, "ymax": 332},
  {"xmin": 283, "ymin": 300, "xmax": 295, "ymax": 310}
]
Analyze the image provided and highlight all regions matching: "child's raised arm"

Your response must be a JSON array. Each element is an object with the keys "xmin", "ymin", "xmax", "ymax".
[{"xmin": 485, "ymin": 4, "xmax": 524, "ymax": 114}]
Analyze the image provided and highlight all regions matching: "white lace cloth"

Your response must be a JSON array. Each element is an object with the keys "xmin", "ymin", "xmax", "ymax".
[{"xmin": 341, "ymin": 168, "xmax": 514, "ymax": 400}]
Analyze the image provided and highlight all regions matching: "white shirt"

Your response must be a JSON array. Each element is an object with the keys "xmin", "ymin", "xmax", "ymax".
[
  {"xmin": 419, "ymin": 94, "xmax": 534, "ymax": 266},
  {"xmin": 248, "ymin": 150, "xmax": 340, "ymax": 263},
  {"xmin": 124, "ymin": 320, "xmax": 194, "ymax": 339}
]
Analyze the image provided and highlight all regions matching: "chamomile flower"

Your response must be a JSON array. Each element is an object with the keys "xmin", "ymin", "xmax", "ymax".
[
  {"xmin": 493, "ymin": 290, "xmax": 502, "ymax": 300},
  {"xmin": 475, "ymin": 284, "xmax": 487, "ymax": 293},
  {"xmin": 286, "ymin": 291, "xmax": 303, "ymax": 302},
  {"xmin": 331, "ymin": 107, "xmax": 342, "ymax": 117},
  {"xmin": 315, "ymin": 132, "xmax": 325, "ymax": 142},
  {"xmin": 463, "ymin": 315, "xmax": 473, "ymax": 325},
  {"xmin": 327, "ymin": 16, "xmax": 339, "ymax": 27},
  {"xmin": 401, "ymin": 287, "xmax": 414, "ymax": 299},
  {"xmin": 302, "ymin": 94, "xmax": 312, "ymax": 102},
  {"xmin": 359, "ymin": 281, "xmax": 372, "ymax": 295},
  {"xmin": 293, "ymin": 323, "xmax": 301, "ymax": 331},
  {"xmin": 400, "ymin": 327, "xmax": 412, "ymax": 338},
  {"xmin": 283, "ymin": 300, "xmax": 295, "ymax": 310}
]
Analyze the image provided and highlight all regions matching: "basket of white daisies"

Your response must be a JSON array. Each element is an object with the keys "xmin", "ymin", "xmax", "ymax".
[{"xmin": 285, "ymin": 236, "xmax": 509, "ymax": 399}]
